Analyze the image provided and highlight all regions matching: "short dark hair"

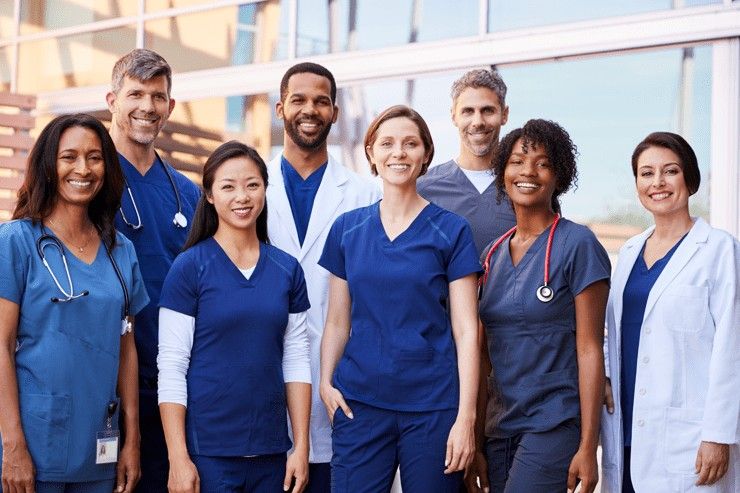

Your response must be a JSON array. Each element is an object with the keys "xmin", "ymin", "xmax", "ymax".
[
  {"xmin": 363, "ymin": 105, "xmax": 435, "ymax": 177},
  {"xmin": 631, "ymin": 132, "xmax": 701, "ymax": 195},
  {"xmin": 184, "ymin": 141, "xmax": 269, "ymax": 250},
  {"xmin": 280, "ymin": 62, "xmax": 337, "ymax": 103},
  {"xmin": 493, "ymin": 119, "xmax": 578, "ymax": 214},
  {"xmin": 111, "ymin": 49, "xmax": 172, "ymax": 95},
  {"xmin": 13, "ymin": 114, "xmax": 124, "ymax": 249}
]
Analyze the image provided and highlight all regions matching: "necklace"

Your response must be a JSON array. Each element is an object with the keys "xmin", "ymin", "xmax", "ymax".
[{"xmin": 47, "ymin": 218, "xmax": 95, "ymax": 253}]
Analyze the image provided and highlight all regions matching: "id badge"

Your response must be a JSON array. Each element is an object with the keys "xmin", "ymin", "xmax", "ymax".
[{"xmin": 95, "ymin": 429, "xmax": 119, "ymax": 464}]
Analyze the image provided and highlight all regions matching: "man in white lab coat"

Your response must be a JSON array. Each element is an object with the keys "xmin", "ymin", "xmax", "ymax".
[{"xmin": 266, "ymin": 62, "xmax": 380, "ymax": 492}]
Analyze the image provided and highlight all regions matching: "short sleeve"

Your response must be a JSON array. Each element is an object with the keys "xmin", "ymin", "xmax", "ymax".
[
  {"xmin": 318, "ymin": 214, "xmax": 347, "ymax": 279},
  {"xmin": 159, "ymin": 251, "xmax": 199, "ymax": 317},
  {"xmin": 446, "ymin": 221, "xmax": 483, "ymax": 282},
  {"xmin": 0, "ymin": 223, "xmax": 29, "ymax": 304},
  {"xmin": 289, "ymin": 261, "xmax": 311, "ymax": 314},
  {"xmin": 564, "ymin": 227, "xmax": 611, "ymax": 296},
  {"xmin": 125, "ymin": 241, "xmax": 150, "ymax": 316}
]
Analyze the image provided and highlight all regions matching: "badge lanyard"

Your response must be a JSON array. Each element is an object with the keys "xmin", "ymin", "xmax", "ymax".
[
  {"xmin": 479, "ymin": 214, "xmax": 561, "ymax": 303},
  {"xmin": 95, "ymin": 400, "xmax": 119, "ymax": 464}
]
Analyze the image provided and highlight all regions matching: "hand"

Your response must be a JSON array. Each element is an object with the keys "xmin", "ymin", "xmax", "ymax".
[
  {"xmin": 283, "ymin": 450, "xmax": 308, "ymax": 492},
  {"xmin": 463, "ymin": 450, "xmax": 489, "ymax": 493},
  {"xmin": 695, "ymin": 441, "xmax": 729, "ymax": 486},
  {"xmin": 115, "ymin": 441, "xmax": 140, "ymax": 493},
  {"xmin": 604, "ymin": 378, "xmax": 614, "ymax": 414},
  {"xmin": 445, "ymin": 418, "xmax": 475, "ymax": 475},
  {"xmin": 567, "ymin": 446, "xmax": 598, "ymax": 493},
  {"xmin": 167, "ymin": 455, "xmax": 200, "ymax": 493},
  {"xmin": 319, "ymin": 383, "xmax": 353, "ymax": 424},
  {"xmin": 1, "ymin": 440, "xmax": 35, "ymax": 493}
]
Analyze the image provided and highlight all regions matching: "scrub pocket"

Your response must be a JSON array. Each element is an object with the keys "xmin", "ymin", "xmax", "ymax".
[
  {"xmin": 663, "ymin": 406, "xmax": 703, "ymax": 474},
  {"xmin": 19, "ymin": 393, "xmax": 71, "ymax": 474}
]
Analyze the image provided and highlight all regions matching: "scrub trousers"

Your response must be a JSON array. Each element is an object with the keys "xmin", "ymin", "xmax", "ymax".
[
  {"xmin": 192, "ymin": 454, "xmax": 286, "ymax": 493},
  {"xmin": 331, "ymin": 400, "xmax": 462, "ymax": 493},
  {"xmin": 136, "ymin": 384, "xmax": 169, "ymax": 492},
  {"xmin": 485, "ymin": 419, "xmax": 580, "ymax": 493},
  {"xmin": 32, "ymin": 480, "xmax": 116, "ymax": 493},
  {"xmin": 304, "ymin": 463, "xmax": 331, "ymax": 493}
]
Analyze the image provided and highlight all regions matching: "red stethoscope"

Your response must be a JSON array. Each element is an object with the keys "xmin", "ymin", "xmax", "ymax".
[{"xmin": 478, "ymin": 214, "xmax": 561, "ymax": 303}]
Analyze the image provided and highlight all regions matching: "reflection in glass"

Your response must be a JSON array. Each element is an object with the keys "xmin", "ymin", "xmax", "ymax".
[
  {"xmin": 488, "ymin": 0, "xmax": 723, "ymax": 32},
  {"xmin": 19, "ymin": 0, "xmax": 137, "ymax": 34},
  {"xmin": 17, "ymin": 26, "xmax": 136, "ymax": 93}
]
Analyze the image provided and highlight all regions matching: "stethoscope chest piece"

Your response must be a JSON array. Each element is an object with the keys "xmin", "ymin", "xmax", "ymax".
[
  {"xmin": 536, "ymin": 284, "xmax": 554, "ymax": 303},
  {"xmin": 173, "ymin": 212, "xmax": 188, "ymax": 228}
]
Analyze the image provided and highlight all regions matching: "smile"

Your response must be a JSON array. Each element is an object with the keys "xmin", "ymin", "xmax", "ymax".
[
  {"xmin": 514, "ymin": 182, "xmax": 540, "ymax": 189},
  {"xmin": 650, "ymin": 192, "xmax": 672, "ymax": 201},
  {"xmin": 388, "ymin": 164, "xmax": 411, "ymax": 171},
  {"xmin": 132, "ymin": 116, "xmax": 158, "ymax": 125},
  {"xmin": 232, "ymin": 207, "xmax": 253, "ymax": 218},
  {"xmin": 67, "ymin": 179, "xmax": 92, "ymax": 189}
]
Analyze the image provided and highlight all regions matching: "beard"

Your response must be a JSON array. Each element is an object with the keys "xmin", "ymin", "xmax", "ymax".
[{"xmin": 284, "ymin": 117, "xmax": 333, "ymax": 150}]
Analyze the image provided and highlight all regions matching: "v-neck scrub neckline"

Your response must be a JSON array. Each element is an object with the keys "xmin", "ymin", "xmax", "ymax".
[
  {"xmin": 373, "ymin": 201, "xmax": 433, "ymax": 245},
  {"xmin": 208, "ymin": 237, "xmax": 264, "ymax": 287}
]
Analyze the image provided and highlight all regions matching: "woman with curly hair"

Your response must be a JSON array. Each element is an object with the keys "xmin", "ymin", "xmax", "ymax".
[{"xmin": 476, "ymin": 119, "xmax": 610, "ymax": 492}]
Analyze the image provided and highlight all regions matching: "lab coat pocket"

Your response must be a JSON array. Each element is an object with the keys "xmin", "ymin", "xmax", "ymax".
[
  {"xmin": 19, "ymin": 393, "xmax": 71, "ymax": 474},
  {"xmin": 662, "ymin": 285, "xmax": 708, "ymax": 333},
  {"xmin": 663, "ymin": 406, "xmax": 703, "ymax": 474}
]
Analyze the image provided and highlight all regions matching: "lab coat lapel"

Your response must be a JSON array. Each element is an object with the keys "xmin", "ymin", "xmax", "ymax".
[
  {"xmin": 299, "ymin": 156, "xmax": 347, "ymax": 260},
  {"xmin": 611, "ymin": 228, "xmax": 653, "ymax": 336},
  {"xmin": 642, "ymin": 218, "xmax": 709, "ymax": 321},
  {"xmin": 267, "ymin": 156, "xmax": 301, "ymax": 256}
]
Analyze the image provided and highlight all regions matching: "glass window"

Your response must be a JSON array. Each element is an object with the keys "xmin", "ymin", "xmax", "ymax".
[
  {"xmin": 145, "ymin": 3, "xmax": 272, "ymax": 72},
  {"xmin": 1, "ymin": 2, "xmax": 14, "ymax": 40},
  {"xmin": 488, "ymin": 0, "xmax": 723, "ymax": 32},
  {"xmin": 0, "ymin": 46, "xmax": 11, "ymax": 92},
  {"xmin": 146, "ymin": 0, "xmax": 211, "ymax": 12},
  {"xmin": 17, "ymin": 26, "xmax": 136, "ymax": 93},
  {"xmin": 296, "ymin": 0, "xmax": 479, "ymax": 57},
  {"xmin": 19, "ymin": 0, "xmax": 137, "ymax": 34}
]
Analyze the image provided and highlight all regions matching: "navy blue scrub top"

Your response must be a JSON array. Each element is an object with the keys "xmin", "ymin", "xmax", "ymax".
[
  {"xmin": 281, "ymin": 156, "xmax": 327, "ymax": 246},
  {"xmin": 417, "ymin": 160, "xmax": 517, "ymax": 255},
  {"xmin": 319, "ymin": 201, "xmax": 482, "ymax": 412},
  {"xmin": 478, "ymin": 219, "xmax": 611, "ymax": 437},
  {"xmin": 115, "ymin": 153, "xmax": 201, "ymax": 382},
  {"xmin": 620, "ymin": 235, "xmax": 685, "ymax": 446},
  {"xmin": 0, "ymin": 220, "xmax": 149, "ymax": 482},
  {"xmin": 159, "ymin": 238, "xmax": 310, "ymax": 456}
]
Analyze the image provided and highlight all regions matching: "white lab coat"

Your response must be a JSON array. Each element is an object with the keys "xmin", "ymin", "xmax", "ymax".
[
  {"xmin": 601, "ymin": 218, "xmax": 739, "ymax": 492},
  {"xmin": 266, "ymin": 154, "xmax": 381, "ymax": 463}
]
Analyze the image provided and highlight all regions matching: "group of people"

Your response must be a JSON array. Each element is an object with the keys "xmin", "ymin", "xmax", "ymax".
[{"xmin": 0, "ymin": 47, "xmax": 736, "ymax": 493}]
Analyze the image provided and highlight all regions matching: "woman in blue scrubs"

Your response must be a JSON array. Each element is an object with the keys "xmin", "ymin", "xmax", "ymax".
[
  {"xmin": 157, "ymin": 141, "xmax": 312, "ymax": 493},
  {"xmin": 477, "ymin": 119, "xmax": 610, "ymax": 493},
  {"xmin": 601, "ymin": 133, "xmax": 738, "ymax": 492},
  {"xmin": 0, "ymin": 114, "xmax": 149, "ymax": 493},
  {"xmin": 319, "ymin": 105, "xmax": 481, "ymax": 492}
]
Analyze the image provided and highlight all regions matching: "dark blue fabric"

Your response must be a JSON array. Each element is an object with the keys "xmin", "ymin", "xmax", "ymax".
[
  {"xmin": 192, "ymin": 454, "xmax": 286, "ymax": 493},
  {"xmin": 159, "ymin": 239, "xmax": 310, "ymax": 456},
  {"xmin": 620, "ymin": 235, "xmax": 685, "ymax": 446},
  {"xmin": 319, "ymin": 202, "xmax": 482, "ymax": 412},
  {"xmin": 331, "ymin": 400, "xmax": 462, "ymax": 492},
  {"xmin": 281, "ymin": 156, "xmax": 327, "ymax": 245},
  {"xmin": 115, "ymin": 153, "xmax": 201, "ymax": 381},
  {"xmin": 479, "ymin": 219, "xmax": 611, "ymax": 437},
  {"xmin": 304, "ymin": 463, "xmax": 331, "ymax": 493}
]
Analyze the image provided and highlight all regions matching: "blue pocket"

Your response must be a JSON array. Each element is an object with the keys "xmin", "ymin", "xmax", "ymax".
[{"xmin": 19, "ymin": 393, "xmax": 71, "ymax": 474}]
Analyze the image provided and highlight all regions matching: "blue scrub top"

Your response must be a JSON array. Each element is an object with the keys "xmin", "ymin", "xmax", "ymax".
[
  {"xmin": 0, "ymin": 219, "xmax": 149, "ymax": 482},
  {"xmin": 115, "ymin": 153, "xmax": 201, "ymax": 382},
  {"xmin": 478, "ymin": 218, "xmax": 610, "ymax": 437},
  {"xmin": 417, "ymin": 160, "xmax": 517, "ymax": 255},
  {"xmin": 159, "ymin": 238, "xmax": 310, "ymax": 456},
  {"xmin": 281, "ymin": 156, "xmax": 327, "ymax": 246},
  {"xmin": 319, "ymin": 201, "xmax": 482, "ymax": 412},
  {"xmin": 620, "ymin": 235, "xmax": 685, "ymax": 446}
]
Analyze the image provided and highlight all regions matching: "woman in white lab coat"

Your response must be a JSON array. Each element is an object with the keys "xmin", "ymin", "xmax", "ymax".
[{"xmin": 601, "ymin": 132, "xmax": 739, "ymax": 492}]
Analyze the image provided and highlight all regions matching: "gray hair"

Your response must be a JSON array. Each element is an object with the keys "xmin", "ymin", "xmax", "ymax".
[
  {"xmin": 111, "ymin": 49, "xmax": 172, "ymax": 95},
  {"xmin": 450, "ymin": 68, "xmax": 507, "ymax": 106}
]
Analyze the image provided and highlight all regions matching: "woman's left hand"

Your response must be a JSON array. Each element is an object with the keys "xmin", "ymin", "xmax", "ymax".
[
  {"xmin": 284, "ymin": 450, "xmax": 308, "ymax": 493},
  {"xmin": 445, "ymin": 417, "xmax": 475, "ymax": 474},
  {"xmin": 567, "ymin": 446, "xmax": 598, "ymax": 493},
  {"xmin": 695, "ymin": 441, "xmax": 730, "ymax": 486},
  {"xmin": 115, "ymin": 441, "xmax": 141, "ymax": 493}
]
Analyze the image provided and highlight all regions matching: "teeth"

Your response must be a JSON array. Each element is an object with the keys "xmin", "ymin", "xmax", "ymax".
[
  {"xmin": 651, "ymin": 192, "xmax": 670, "ymax": 200},
  {"xmin": 389, "ymin": 164, "xmax": 410, "ymax": 170},
  {"xmin": 68, "ymin": 180, "xmax": 91, "ymax": 187},
  {"xmin": 233, "ymin": 207, "xmax": 252, "ymax": 217},
  {"xmin": 515, "ymin": 182, "xmax": 539, "ymax": 189}
]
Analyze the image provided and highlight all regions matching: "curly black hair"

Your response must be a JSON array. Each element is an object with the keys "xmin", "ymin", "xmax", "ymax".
[{"xmin": 492, "ymin": 119, "xmax": 578, "ymax": 214}]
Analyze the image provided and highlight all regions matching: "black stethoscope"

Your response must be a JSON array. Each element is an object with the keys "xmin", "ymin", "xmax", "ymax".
[
  {"xmin": 119, "ymin": 152, "xmax": 188, "ymax": 230},
  {"xmin": 36, "ymin": 226, "xmax": 132, "ymax": 333},
  {"xmin": 479, "ymin": 214, "xmax": 561, "ymax": 303}
]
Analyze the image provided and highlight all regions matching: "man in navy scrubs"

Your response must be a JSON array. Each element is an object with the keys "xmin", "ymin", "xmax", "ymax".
[
  {"xmin": 107, "ymin": 49, "xmax": 201, "ymax": 492},
  {"xmin": 418, "ymin": 68, "xmax": 516, "ymax": 254},
  {"xmin": 266, "ymin": 62, "xmax": 380, "ymax": 492}
]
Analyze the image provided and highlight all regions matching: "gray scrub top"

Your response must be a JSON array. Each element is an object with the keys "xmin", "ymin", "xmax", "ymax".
[
  {"xmin": 478, "ymin": 218, "xmax": 610, "ymax": 438},
  {"xmin": 418, "ymin": 160, "xmax": 516, "ymax": 255}
]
